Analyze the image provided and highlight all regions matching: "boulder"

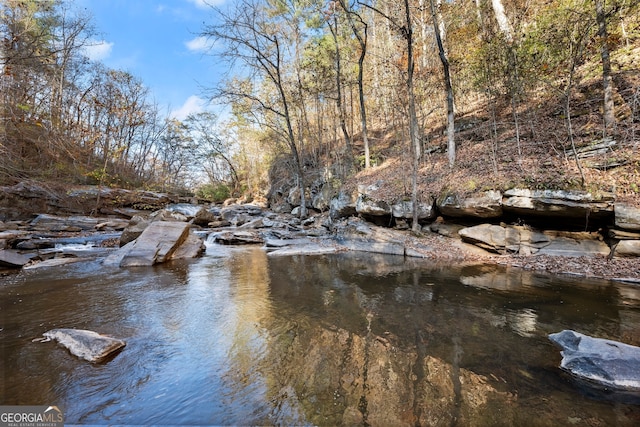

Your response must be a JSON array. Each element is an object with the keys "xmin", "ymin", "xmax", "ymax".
[
  {"xmin": 329, "ymin": 190, "xmax": 357, "ymax": 220},
  {"xmin": 502, "ymin": 189, "xmax": 614, "ymax": 220},
  {"xmin": 458, "ymin": 224, "xmax": 526, "ymax": 254},
  {"xmin": 165, "ymin": 203, "xmax": 202, "ymax": 219},
  {"xmin": 356, "ymin": 195, "xmax": 391, "ymax": 217},
  {"xmin": 119, "ymin": 221, "xmax": 190, "ymax": 266},
  {"xmin": 107, "ymin": 221, "xmax": 202, "ymax": 267},
  {"xmin": 391, "ymin": 199, "xmax": 436, "ymax": 221},
  {"xmin": 170, "ymin": 232, "xmax": 206, "ymax": 259},
  {"xmin": 287, "ymin": 186, "xmax": 312, "ymax": 208},
  {"xmin": 149, "ymin": 208, "xmax": 189, "ymax": 222},
  {"xmin": 119, "ymin": 215, "xmax": 150, "ymax": 247},
  {"xmin": 429, "ymin": 221, "xmax": 465, "ymax": 238},
  {"xmin": 549, "ymin": 330, "xmax": 640, "ymax": 392},
  {"xmin": 615, "ymin": 204, "xmax": 640, "ymax": 231},
  {"xmin": 312, "ymin": 183, "xmax": 334, "ymax": 212},
  {"xmin": 516, "ymin": 227, "xmax": 551, "ymax": 255},
  {"xmin": 614, "ymin": 240, "xmax": 640, "ymax": 257},
  {"xmin": 42, "ymin": 328, "xmax": 126, "ymax": 363},
  {"xmin": 220, "ymin": 204, "xmax": 264, "ymax": 226},
  {"xmin": 192, "ymin": 207, "xmax": 220, "ymax": 226},
  {"xmin": 438, "ymin": 190, "xmax": 503, "ymax": 219}
]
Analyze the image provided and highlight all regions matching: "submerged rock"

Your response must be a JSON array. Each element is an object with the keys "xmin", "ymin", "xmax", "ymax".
[
  {"xmin": 42, "ymin": 328, "xmax": 126, "ymax": 363},
  {"xmin": 549, "ymin": 330, "xmax": 640, "ymax": 392}
]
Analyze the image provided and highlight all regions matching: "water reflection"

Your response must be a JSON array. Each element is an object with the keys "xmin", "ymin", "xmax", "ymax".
[{"xmin": 1, "ymin": 248, "xmax": 639, "ymax": 425}]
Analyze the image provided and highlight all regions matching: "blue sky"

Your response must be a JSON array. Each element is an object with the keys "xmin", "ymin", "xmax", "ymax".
[{"xmin": 78, "ymin": 0, "xmax": 225, "ymax": 120}]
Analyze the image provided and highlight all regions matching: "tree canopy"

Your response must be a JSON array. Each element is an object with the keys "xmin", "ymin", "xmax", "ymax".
[{"xmin": 2, "ymin": 0, "xmax": 639, "ymax": 203}]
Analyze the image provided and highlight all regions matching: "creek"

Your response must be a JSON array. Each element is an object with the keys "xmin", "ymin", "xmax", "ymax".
[{"xmin": 1, "ymin": 243, "xmax": 640, "ymax": 425}]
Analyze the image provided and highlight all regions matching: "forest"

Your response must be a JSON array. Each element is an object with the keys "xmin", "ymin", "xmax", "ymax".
[{"xmin": 2, "ymin": 0, "xmax": 639, "ymax": 216}]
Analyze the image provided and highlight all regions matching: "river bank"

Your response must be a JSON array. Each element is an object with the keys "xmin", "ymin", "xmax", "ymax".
[{"xmin": 2, "ymin": 202, "xmax": 639, "ymax": 283}]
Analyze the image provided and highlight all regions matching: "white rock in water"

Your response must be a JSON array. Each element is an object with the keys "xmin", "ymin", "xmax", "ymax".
[
  {"xmin": 43, "ymin": 328, "xmax": 126, "ymax": 363},
  {"xmin": 549, "ymin": 330, "xmax": 640, "ymax": 392}
]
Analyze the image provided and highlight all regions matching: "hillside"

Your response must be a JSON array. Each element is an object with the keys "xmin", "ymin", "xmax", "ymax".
[{"xmin": 340, "ymin": 70, "xmax": 640, "ymax": 208}]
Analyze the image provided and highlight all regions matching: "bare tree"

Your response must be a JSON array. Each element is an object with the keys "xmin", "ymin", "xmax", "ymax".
[
  {"xmin": 360, "ymin": 0, "xmax": 422, "ymax": 232},
  {"xmin": 327, "ymin": 3, "xmax": 355, "ymax": 174},
  {"xmin": 428, "ymin": 0, "xmax": 455, "ymax": 168},
  {"xmin": 338, "ymin": 0, "xmax": 371, "ymax": 169},
  {"xmin": 595, "ymin": 0, "xmax": 615, "ymax": 134},
  {"xmin": 201, "ymin": 0, "xmax": 308, "ymax": 217}
]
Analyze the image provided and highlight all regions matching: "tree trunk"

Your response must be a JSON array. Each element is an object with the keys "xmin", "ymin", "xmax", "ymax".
[
  {"xmin": 491, "ymin": 0, "xmax": 513, "ymax": 43},
  {"xmin": 430, "ymin": 0, "xmax": 455, "ymax": 168},
  {"xmin": 329, "ymin": 14, "xmax": 355, "ymax": 175},
  {"xmin": 341, "ymin": 0, "xmax": 370, "ymax": 169},
  {"xmin": 403, "ymin": 0, "xmax": 422, "ymax": 233},
  {"xmin": 595, "ymin": 0, "xmax": 615, "ymax": 134}
]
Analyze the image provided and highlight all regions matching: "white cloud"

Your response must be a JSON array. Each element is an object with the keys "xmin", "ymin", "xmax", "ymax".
[
  {"xmin": 186, "ymin": 0, "xmax": 226, "ymax": 9},
  {"xmin": 185, "ymin": 36, "xmax": 216, "ymax": 53},
  {"xmin": 84, "ymin": 40, "xmax": 114, "ymax": 61},
  {"xmin": 171, "ymin": 95, "xmax": 206, "ymax": 121}
]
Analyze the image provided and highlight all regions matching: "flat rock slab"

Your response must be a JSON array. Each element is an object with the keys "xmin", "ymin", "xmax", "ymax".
[
  {"xmin": 0, "ymin": 249, "xmax": 32, "ymax": 268},
  {"xmin": 549, "ymin": 330, "xmax": 640, "ymax": 392},
  {"xmin": 42, "ymin": 328, "xmax": 126, "ymax": 363},
  {"xmin": 213, "ymin": 230, "xmax": 264, "ymax": 245},
  {"xmin": 23, "ymin": 257, "xmax": 85, "ymax": 270}
]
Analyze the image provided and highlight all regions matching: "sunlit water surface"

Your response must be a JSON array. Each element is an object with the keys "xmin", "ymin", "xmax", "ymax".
[{"xmin": 1, "ymin": 245, "xmax": 640, "ymax": 425}]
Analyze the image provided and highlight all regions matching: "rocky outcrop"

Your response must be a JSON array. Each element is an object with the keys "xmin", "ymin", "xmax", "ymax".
[
  {"xmin": 0, "ymin": 182, "xmax": 177, "ymax": 220},
  {"xmin": 549, "ymin": 330, "xmax": 640, "ymax": 392},
  {"xmin": 356, "ymin": 194, "xmax": 391, "ymax": 217},
  {"xmin": 41, "ymin": 328, "xmax": 126, "ymax": 363},
  {"xmin": 311, "ymin": 182, "xmax": 334, "ymax": 211},
  {"xmin": 502, "ymin": 189, "xmax": 615, "ymax": 220},
  {"xmin": 329, "ymin": 190, "xmax": 358, "ymax": 220},
  {"xmin": 458, "ymin": 224, "xmax": 610, "ymax": 257},
  {"xmin": 391, "ymin": 199, "xmax": 437, "ymax": 221},
  {"xmin": 615, "ymin": 204, "xmax": 640, "ymax": 231},
  {"xmin": 438, "ymin": 190, "xmax": 503, "ymax": 218},
  {"xmin": 335, "ymin": 218, "xmax": 406, "ymax": 256},
  {"xmin": 29, "ymin": 214, "xmax": 102, "ymax": 232},
  {"xmin": 0, "ymin": 230, "xmax": 30, "ymax": 249}
]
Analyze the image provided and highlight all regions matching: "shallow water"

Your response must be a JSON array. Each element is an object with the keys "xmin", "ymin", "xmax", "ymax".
[{"xmin": 1, "ymin": 245, "xmax": 640, "ymax": 425}]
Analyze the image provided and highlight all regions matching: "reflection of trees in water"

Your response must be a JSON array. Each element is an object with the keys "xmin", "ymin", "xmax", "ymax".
[{"xmin": 263, "ymin": 253, "xmax": 636, "ymax": 425}]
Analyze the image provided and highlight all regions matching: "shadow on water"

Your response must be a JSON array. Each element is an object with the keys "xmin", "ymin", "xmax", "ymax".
[{"xmin": 1, "ymin": 247, "xmax": 640, "ymax": 425}]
